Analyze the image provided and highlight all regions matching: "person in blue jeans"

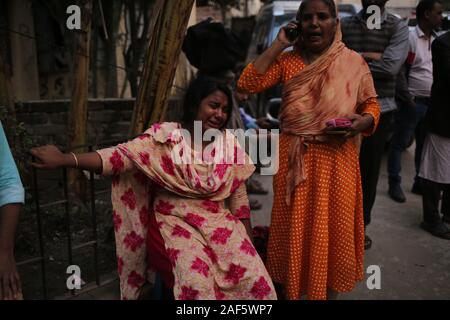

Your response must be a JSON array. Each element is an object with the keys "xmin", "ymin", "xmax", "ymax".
[
  {"xmin": 0, "ymin": 121, "xmax": 24, "ymax": 299},
  {"xmin": 387, "ymin": 0, "xmax": 444, "ymax": 203},
  {"xmin": 388, "ymin": 80, "xmax": 430, "ymax": 202}
]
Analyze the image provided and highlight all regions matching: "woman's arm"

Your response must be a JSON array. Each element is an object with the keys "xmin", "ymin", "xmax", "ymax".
[
  {"xmin": 237, "ymin": 25, "xmax": 294, "ymax": 94},
  {"xmin": 30, "ymin": 145, "xmax": 103, "ymax": 173},
  {"xmin": 324, "ymin": 98, "xmax": 380, "ymax": 139},
  {"xmin": 30, "ymin": 128, "xmax": 160, "ymax": 176},
  {"xmin": 253, "ymin": 24, "xmax": 294, "ymax": 74},
  {"xmin": 356, "ymin": 97, "xmax": 381, "ymax": 136},
  {"xmin": 228, "ymin": 183, "xmax": 253, "ymax": 242}
]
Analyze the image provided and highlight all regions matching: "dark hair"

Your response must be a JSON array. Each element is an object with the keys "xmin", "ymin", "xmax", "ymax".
[
  {"xmin": 416, "ymin": 0, "xmax": 442, "ymax": 21},
  {"xmin": 296, "ymin": 0, "xmax": 337, "ymax": 20},
  {"xmin": 181, "ymin": 76, "xmax": 233, "ymax": 129}
]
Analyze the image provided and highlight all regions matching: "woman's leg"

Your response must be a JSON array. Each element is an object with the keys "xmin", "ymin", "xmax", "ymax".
[{"xmin": 147, "ymin": 212, "xmax": 175, "ymax": 288}]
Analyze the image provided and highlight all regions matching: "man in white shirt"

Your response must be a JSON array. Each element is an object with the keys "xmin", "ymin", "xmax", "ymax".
[{"xmin": 387, "ymin": 0, "xmax": 443, "ymax": 203}]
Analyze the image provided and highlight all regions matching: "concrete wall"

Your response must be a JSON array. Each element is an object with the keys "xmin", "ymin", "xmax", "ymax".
[
  {"xmin": 8, "ymin": 0, "xmax": 40, "ymax": 101},
  {"xmin": 15, "ymin": 98, "xmax": 183, "ymax": 148}
]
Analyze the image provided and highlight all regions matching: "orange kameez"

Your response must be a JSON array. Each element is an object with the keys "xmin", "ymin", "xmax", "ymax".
[{"xmin": 238, "ymin": 51, "xmax": 380, "ymax": 300}]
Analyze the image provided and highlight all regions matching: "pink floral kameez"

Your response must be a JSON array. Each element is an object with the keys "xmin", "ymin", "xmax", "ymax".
[{"xmin": 96, "ymin": 122, "xmax": 276, "ymax": 300}]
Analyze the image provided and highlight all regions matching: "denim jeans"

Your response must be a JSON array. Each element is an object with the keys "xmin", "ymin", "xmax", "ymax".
[
  {"xmin": 360, "ymin": 112, "xmax": 395, "ymax": 226},
  {"xmin": 387, "ymin": 98, "xmax": 429, "ymax": 186}
]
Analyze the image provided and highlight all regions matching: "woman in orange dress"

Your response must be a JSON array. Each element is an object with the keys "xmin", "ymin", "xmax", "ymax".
[{"xmin": 238, "ymin": 0, "xmax": 380, "ymax": 300}]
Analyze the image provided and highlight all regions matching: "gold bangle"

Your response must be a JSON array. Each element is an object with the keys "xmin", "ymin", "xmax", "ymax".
[{"xmin": 70, "ymin": 152, "xmax": 79, "ymax": 168}]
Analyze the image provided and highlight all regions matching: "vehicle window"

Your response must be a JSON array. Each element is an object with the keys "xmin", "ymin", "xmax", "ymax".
[
  {"xmin": 256, "ymin": 24, "xmax": 269, "ymax": 47},
  {"xmin": 338, "ymin": 12, "xmax": 353, "ymax": 18},
  {"xmin": 337, "ymin": 4, "xmax": 360, "ymax": 15},
  {"xmin": 255, "ymin": 10, "xmax": 272, "ymax": 49}
]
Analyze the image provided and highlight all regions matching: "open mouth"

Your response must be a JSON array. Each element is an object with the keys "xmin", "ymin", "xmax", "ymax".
[
  {"xmin": 207, "ymin": 119, "xmax": 222, "ymax": 128},
  {"xmin": 307, "ymin": 32, "xmax": 322, "ymax": 42}
]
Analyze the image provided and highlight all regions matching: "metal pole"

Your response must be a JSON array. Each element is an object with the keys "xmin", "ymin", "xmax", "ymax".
[
  {"xmin": 88, "ymin": 145, "xmax": 100, "ymax": 286},
  {"xmin": 32, "ymin": 158, "xmax": 47, "ymax": 299},
  {"xmin": 62, "ymin": 167, "xmax": 74, "ymax": 295}
]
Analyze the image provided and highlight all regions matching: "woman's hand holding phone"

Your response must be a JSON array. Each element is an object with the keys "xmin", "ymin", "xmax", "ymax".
[
  {"xmin": 284, "ymin": 21, "xmax": 300, "ymax": 42},
  {"xmin": 275, "ymin": 22, "xmax": 299, "ymax": 48}
]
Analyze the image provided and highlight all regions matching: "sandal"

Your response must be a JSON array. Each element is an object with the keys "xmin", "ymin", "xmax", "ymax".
[
  {"xmin": 364, "ymin": 234, "xmax": 372, "ymax": 250},
  {"xmin": 420, "ymin": 221, "xmax": 450, "ymax": 240},
  {"xmin": 249, "ymin": 199, "xmax": 262, "ymax": 210}
]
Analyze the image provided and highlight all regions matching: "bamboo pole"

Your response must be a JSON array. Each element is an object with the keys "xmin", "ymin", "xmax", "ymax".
[
  {"xmin": 68, "ymin": 0, "xmax": 93, "ymax": 194},
  {"xmin": 129, "ymin": 0, "xmax": 195, "ymax": 136}
]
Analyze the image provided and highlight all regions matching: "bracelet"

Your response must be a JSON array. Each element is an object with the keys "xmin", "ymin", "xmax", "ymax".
[{"xmin": 70, "ymin": 152, "xmax": 79, "ymax": 168}]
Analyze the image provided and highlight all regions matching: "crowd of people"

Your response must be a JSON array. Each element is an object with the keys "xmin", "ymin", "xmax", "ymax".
[{"xmin": 1, "ymin": 0, "xmax": 449, "ymax": 300}]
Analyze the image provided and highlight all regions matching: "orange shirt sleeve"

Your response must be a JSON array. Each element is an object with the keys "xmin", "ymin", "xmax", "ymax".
[
  {"xmin": 237, "ymin": 57, "xmax": 284, "ymax": 94},
  {"xmin": 357, "ymin": 97, "xmax": 381, "ymax": 136}
]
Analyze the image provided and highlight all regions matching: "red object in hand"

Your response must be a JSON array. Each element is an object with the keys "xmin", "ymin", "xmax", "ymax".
[{"xmin": 325, "ymin": 118, "xmax": 353, "ymax": 129}]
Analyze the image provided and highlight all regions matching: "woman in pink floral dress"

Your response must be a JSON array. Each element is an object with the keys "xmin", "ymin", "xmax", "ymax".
[{"xmin": 30, "ymin": 77, "xmax": 276, "ymax": 300}]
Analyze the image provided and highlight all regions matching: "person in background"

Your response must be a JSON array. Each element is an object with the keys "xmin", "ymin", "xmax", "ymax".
[
  {"xmin": 234, "ymin": 89, "xmax": 271, "ymax": 205},
  {"xmin": 341, "ymin": 0, "xmax": 409, "ymax": 249},
  {"xmin": 387, "ymin": 0, "xmax": 444, "ymax": 203},
  {"xmin": 0, "ymin": 121, "xmax": 24, "ymax": 300},
  {"xmin": 234, "ymin": 90, "xmax": 274, "ymax": 131},
  {"xmin": 417, "ymin": 29, "xmax": 450, "ymax": 239}
]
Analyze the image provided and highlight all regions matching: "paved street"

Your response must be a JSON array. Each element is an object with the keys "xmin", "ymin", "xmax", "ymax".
[{"xmin": 66, "ymin": 144, "xmax": 450, "ymax": 300}]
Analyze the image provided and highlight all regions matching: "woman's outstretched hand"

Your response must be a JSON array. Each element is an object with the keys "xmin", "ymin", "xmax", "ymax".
[{"xmin": 30, "ymin": 145, "xmax": 72, "ymax": 170}]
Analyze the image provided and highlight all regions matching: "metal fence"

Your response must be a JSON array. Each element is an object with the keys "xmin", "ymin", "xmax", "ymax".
[{"xmin": 17, "ymin": 141, "xmax": 121, "ymax": 299}]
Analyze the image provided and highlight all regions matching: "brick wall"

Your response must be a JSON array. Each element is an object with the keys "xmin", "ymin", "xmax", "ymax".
[{"xmin": 15, "ymin": 97, "xmax": 183, "ymax": 148}]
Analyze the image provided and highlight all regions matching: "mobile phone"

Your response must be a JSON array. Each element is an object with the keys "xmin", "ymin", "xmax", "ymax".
[{"xmin": 283, "ymin": 22, "xmax": 299, "ymax": 42}]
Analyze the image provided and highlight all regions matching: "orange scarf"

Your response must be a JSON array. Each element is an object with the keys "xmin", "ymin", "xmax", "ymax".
[{"xmin": 280, "ymin": 25, "xmax": 376, "ymax": 205}]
